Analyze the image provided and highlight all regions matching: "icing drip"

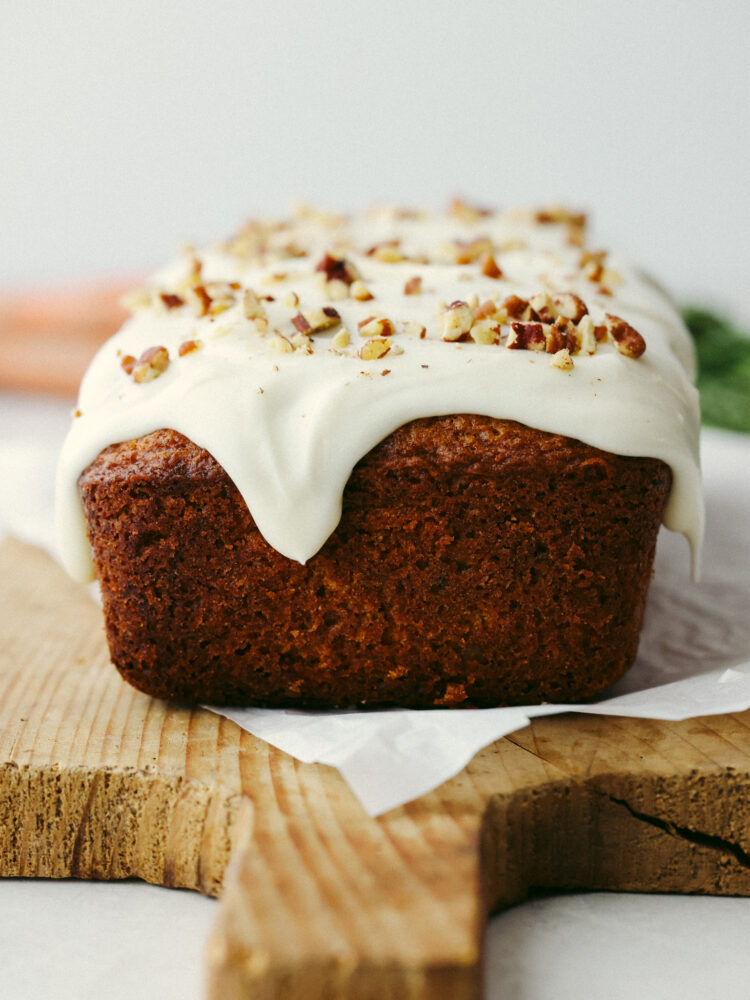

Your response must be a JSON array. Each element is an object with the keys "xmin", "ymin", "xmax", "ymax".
[{"xmin": 56, "ymin": 204, "xmax": 704, "ymax": 582}]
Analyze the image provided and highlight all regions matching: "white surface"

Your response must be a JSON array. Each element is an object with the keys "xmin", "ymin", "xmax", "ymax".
[
  {"xmin": 0, "ymin": 880, "xmax": 216, "ymax": 1000},
  {"xmin": 1, "ymin": 1, "xmax": 749, "ymax": 323},
  {"xmin": 1, "ymin": 391, "xmax": 750, "ymax": 997},
  {"xmin": 488, "ymin": 893, "xmax": 750, "ymax": 1000}
]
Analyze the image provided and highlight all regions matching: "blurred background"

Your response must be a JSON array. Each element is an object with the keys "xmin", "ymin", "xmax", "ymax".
[
  {"xmin": 1, "ymin": 0, "xmax": 747, "ymax": 320},
  {"xmin": 1, "ymin": 2, "xmax": 749, "ymax": 999}
]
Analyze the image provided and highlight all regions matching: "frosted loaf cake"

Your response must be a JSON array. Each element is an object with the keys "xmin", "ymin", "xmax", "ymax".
[{"xmin": 56, "ymin": 201, "xmax": 703, "ymax": 707}]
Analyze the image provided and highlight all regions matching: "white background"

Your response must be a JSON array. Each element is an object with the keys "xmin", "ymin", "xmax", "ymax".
[
  {"xmin": 2, "ymin": 2, "xmax": 750, "ymax": 998},
  {"xmin": 1, "ymin": 1, "xmax": 748, "ymax": 324}
]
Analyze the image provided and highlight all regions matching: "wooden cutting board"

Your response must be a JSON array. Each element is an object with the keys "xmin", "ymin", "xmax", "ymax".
[{"xmin": 2, "ymin": 536, "xmax": 750, "ymax": 999}]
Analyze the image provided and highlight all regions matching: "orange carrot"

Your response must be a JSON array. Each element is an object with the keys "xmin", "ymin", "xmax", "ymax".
[{"xmin": 0, "ymin": 282, "xmax": 135, "ymax": 396}]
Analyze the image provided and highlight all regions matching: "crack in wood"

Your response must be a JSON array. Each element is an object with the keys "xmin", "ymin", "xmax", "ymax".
[{"xmin": 606, "ymin": 793, "xmax": 750, "ymax": 870}]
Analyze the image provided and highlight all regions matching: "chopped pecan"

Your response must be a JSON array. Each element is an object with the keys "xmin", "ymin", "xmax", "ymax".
[
  {"xmin": 575, "ymin": 315, "xmax": 597, "ymax": 355},
  {"xmin": 544, "ymin": 324, "xmax": 566, "ymax": 354},
  {"xmin": 480, "ymin": 253, "xmax": 503, "ymax": 279},
  {"xmin": 358, "ymin": 316, "xmax": 396, "ymax": 339},
  {"xmin": 605, "ymin": 314, "xmax": 646, "ymax": 358},
  {"xmin": 553, "ymin": 292, "xmax": 588, "ymax": 323},
  {"xmin": 204, "ymin": 282, "xmax": 236, "ymax": 316},
  {"xmin": 555, "ymin": 318, "xmax": 580, "ymax": 354},
  {"xmin": 529, "ymin": 292, "xmax": 555, "ymax": 323},
  {"xmin": 550, "ymin": 348, "xmax": 574, "ymax": 371},
  {"xmin": 402, "ymin": 321, "xmax": 426, "ymax": 338},
  {"xmin": 503, "ymin": 295, "xmax": 532, "ymax": 321},
  {"xmin": 186, "ymin": 284, "xmax": 212, "ymax": 317},
  {"xmin": 291, "ymin": 332, "xmax": 313, "ymax": 354},
  {"xmin": 323, "ymin": 278, "xmax": 350, "ymax": 301},
  {"xmin": 454, "ymin": 236, "xmax": 494, "ymax": 264},
  {"xmin": 507, "ymin": 322, "xmax": 546, "ymax": 351},
  {"xmin": 404, "ymin": 276, "xmax": 422, "ymax": 295},
  {"xmin": 159, "ymin": 292, "xmax": 184, "ymax": 310},
  {"xmin": 469, "ymin": 319, "xmax": 501, "ymax": 345},
  {"xmin": 243, "ymin": 289, "xmax": 267, "ymax": 321},
  {"xmin": 440, "ymin": 300, "xmax": 474, "ymax": 341},
  {"xmin": 133, "ymin": 346, "xmax": 170, "ymax": 383},
  {"xmin": 447, "ymin": 196, "xmax": 492, "ymax": 223},
  {"xmin": 580, "ymin": 249, "xmax": 607, "ymax": 283},
  {"xmin": 475, "ymin": 299, "xmax": 504, "ymax": 322},
  {"xmin": 366, "ymin": 240, "xmax": 405, "ymax": 262},
  {"xmin": 534, "ymin": 206, "xmax": 587, "ymax": 245},
  {"xmin": 292, "ymin": 312, "xmax": 311, "ymax": 334},
  {"xmin": 178, "ymin": 339, "xmax": 202, "ymax": 356},
  {"xmin": 351, "ymin": 279, "xmax": 374, "ymax": 301},
  {"xmin": 186, "ymin": 256, "xmax": 203, "ymax": 287},
  {"xmin": 330, "ymin": 328, "xmax": 351, "ymax": 351},
  {"xmin": 293, "ymin": 307, "xmax": 341, "ymax": 335},
  {"xmin": 269, "ymin": 331, "xmax": 294, "ymax": 354},
  {"xmin": 315, "ymin": 252, "xmax": 359, "ymax": 285},
  {"xmin": 359, "ymin": 337, "xmax": 391, "ymax": 360}
]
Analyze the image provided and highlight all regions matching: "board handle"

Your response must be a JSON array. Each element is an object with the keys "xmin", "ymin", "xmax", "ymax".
[{"xmin": 204, "ymin": 713, "xmax": 750, "ymax": 999}]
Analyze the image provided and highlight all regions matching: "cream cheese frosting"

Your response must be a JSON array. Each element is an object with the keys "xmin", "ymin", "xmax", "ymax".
[{"xmin": 55, "ymin": 202, "xmax": 704, "ymax": 582}]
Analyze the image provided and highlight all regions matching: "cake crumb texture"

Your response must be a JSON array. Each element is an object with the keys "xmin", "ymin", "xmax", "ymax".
[{"xmin": 79, "ymin": 416, "xmax": 671, "ymax": 708}]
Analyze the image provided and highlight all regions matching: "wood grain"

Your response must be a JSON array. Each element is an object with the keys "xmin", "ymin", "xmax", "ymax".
[{"xmin": 1, "ymin": 536, "xmax": 749, "ymax": 998}]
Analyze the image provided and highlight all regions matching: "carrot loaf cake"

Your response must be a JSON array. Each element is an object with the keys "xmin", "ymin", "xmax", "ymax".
[{"xmin": 55, "ymin": 201, "xmax": 703, "ymax": 707}]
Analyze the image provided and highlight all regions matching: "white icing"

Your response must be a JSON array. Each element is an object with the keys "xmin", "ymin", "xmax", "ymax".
[{"xmin": 55, "ymin": 206, "xmax": 704, "ymax": 583}]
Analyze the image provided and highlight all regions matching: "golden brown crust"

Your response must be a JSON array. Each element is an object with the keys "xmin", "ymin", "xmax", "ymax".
[{"xmin": 79, "ymin": 417, "xmax": 671, "ymax": 708}]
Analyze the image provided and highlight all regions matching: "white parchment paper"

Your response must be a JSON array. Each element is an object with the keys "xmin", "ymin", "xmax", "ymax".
[
  {"xmin": 2, "ymin": 395, "xmax": 748, "ymax": 817},
  {"xmin": 206, "ymin": 429, "xmax": 750, "ymax": 814}
]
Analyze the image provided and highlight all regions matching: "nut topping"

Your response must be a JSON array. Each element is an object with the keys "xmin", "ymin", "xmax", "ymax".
[
  {"xmin": 534, "ymin": 206, "xmax": 587, "ymax": 246},
  {"xmin": 447, "ymin": 196, "xmax": 493, "ymax": 223},
  {"xmin": 528, "ymin": 292, "xmax": 555, "ymax": 324},
  {"xmin": 550, "ymin": 348, "xmax": 574, "ymax": 371},
  {"xmin": 605, "ymin": 314, "xmax": 647, "ymax": 358},
  {"xmin": 359, "ymin": 337, "xmax": 391, "ymax": 360},
  {"xmin": 178, "ymin": 339, "xmax": 202, "ymax": 356},
  {"xmin": 159, "ymin": 292, "xmax": 184, "ymax": 310},
  {"xmin": 243, "ymin": 289, "xmax": 268, "ymax": 322},
  {"xmin": 292, "ymin": 307, "xmax": 341, "ymax": 335},
  {"xmin": 440, "ymin": 300, "xmax": 474, "ymax": 341},
  {"xmin": 269, "ymin": 331, "xmax": 294, "ymax": 354},
  {"xmin": 330, "ymin": 328, "xmax": 351, "ymax": 352},
  {"xmin": 358, "ymin": 316, "xmax": 396, "ymax": 339},
  {"xmin": 503, "ymin": 295, "xmax": 533, "ymax": 321},
  {"xmin": 469, "ymin": 319, "xmax": 501, "ymax": 345},
  {"xmin": 507, "ymin": 322, "xmax": 546, "ymax": 351},
  {"xmin": 132, "ymin": 346, "xmax": 170, "ymax": 383},
  {"xmin": 475, "ymin": 299, "xmax": 505, "ymax": 322},
  {"xmin": 453, "ymin": 236, "xmax": 494, "ymax": 265},
  {"xmin": 402, "ymin": 321, "xmax": 427, "ymax": 339},
  {"xmin": 480, "ymin": 253, "xmax": 503, "ymax": 279},
  {"xmin": 315, "ymin": 252, "xmax": 359, "ymax": 286},
  {"xmin": 553, "ymin": 292, "xmax": 588, "ymax": 323},
  {"xmin": 575, "ymin": 315, "xmax": 597, "ymax": 355},
  {"xmin": 366, "ymin": 240, "xmax": 405, "ymax": 262},
  {"xmin": 185, "ymin": 285, "xmax": 212, "ymax": 317},
  {"xmin": 350, "ymin": 279, "xmax": 374, "ymax": 301}
]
